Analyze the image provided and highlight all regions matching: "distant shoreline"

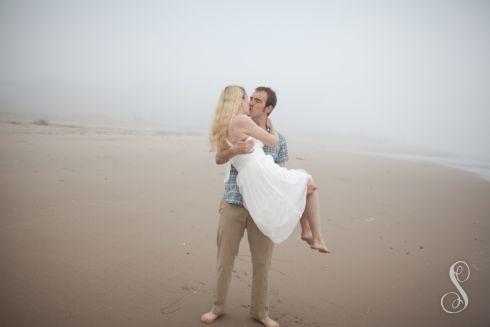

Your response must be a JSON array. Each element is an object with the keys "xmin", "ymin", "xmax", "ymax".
[
  {"xmin": 2, "ymin": 116, "xmax": 489, "ymax": 183},
  {"xmin": 325, "ymin": 147, "xmax": 490, "ymax": 182},
  {"xmin": 0, "ymin": 119, "xmax": 205, "ymax": 137}
]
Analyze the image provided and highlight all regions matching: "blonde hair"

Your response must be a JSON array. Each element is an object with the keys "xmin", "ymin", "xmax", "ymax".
[{"xmin": 209, "ymin": 85, "xmax": 246, "ymax": 151}]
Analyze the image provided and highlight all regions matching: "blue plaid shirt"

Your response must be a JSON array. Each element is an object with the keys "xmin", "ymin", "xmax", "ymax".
[{"xmin": 223, "ymin": 133, "xmax": 289, "ymax": 205}]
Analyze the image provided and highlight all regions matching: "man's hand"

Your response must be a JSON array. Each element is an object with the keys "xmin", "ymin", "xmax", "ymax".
[
  {"xmin": 215, "ymin": 138, "xmax": 254, "ymax": 165},
  {"xmin": 233, "ymin": 138, "xmax": 254, "ymax": 155}
]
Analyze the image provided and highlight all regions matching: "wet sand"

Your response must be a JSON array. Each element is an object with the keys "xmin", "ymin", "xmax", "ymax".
[{"xmin": 1, "ymin": 119, "xmax": 489, "ymax": 326}]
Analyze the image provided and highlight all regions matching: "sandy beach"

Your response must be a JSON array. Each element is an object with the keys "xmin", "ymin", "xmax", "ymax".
[{"xmin": 1, "ymin": 118, "xmax": 489, "ymax": 327}]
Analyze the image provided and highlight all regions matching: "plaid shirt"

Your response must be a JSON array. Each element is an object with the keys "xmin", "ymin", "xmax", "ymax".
[{"xmin": 223, "ymin": 133, "xmax": 289, "ymax": 206}]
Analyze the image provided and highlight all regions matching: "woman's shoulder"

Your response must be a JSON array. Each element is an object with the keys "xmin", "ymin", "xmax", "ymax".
[
  {"xmin": 228, "ymin": 115, "xmax": 251, "ymax": 140},
  {"xmin": 230, "ymin": 114, "xmax": 253, "ymax": 127}
]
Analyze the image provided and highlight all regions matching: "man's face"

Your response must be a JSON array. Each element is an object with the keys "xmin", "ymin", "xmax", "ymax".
[{"xmin": 249, "ymin": 91, "xmax": 270, "ymax": 119}]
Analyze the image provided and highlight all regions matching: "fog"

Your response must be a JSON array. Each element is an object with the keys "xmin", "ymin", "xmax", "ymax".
[{"xmin": 1, "ymin": 0, "xmax": 489, "ymax": 161}]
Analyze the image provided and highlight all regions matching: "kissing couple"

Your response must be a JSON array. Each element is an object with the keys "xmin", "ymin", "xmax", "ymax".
[{"xmin": 201, "ymin": 86, "xmax": 332, "ymax": 327}]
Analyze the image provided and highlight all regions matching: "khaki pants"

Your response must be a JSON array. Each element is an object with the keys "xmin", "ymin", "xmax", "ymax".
[{"xmin": 211, "ymin": 199, "xmax": 274, "ymax": 320}]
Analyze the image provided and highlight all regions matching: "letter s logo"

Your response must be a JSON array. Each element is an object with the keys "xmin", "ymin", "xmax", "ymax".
[{"xmin": 440, "ymin": 260, "xmax": 470, "ymax": 314}]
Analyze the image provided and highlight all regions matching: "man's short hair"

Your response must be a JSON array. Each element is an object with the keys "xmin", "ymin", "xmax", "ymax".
[{"xmin": 255, "ymin": 86, "xmax": 277, "ymax": 109}]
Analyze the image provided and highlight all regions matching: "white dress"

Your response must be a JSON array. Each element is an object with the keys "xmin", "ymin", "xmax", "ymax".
[{"xmin": 226, "ymin": 136, "xmax": 311, "ymax": 243}]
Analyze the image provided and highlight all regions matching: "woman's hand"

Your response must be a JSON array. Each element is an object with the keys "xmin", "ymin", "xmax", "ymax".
[
  {"xmin": 266, "ymin": 118, "xmax": 273, "ymax": 131},
  {"xmin": 266, "ymin": 118, "xmax": 278, "ymax": 137}
]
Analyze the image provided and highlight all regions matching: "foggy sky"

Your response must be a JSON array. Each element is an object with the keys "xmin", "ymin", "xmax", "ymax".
[{"xmin": 1, "ymin": 0, "xmax": 489, "ymax": 160}]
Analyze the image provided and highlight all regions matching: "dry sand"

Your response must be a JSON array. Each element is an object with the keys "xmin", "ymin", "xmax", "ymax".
[{"xmin": 1, "ymin": 119, "xmax": 489, "ymax": 327}]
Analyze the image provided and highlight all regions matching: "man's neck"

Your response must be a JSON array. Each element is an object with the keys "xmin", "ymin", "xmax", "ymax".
[{"xmin": 252, "ymin": 116, "xmax": 267, "ymax": 129}]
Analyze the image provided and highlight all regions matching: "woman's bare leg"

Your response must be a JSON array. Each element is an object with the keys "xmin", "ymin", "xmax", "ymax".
[
  {"xmin": 301, "ymin": 178, "xmax": 317, "ymax": 243},
  {"xmin": 300, "ymin": 215, "xmax": 312, "ymax": 245},
  {"xmin": 303, "ymin": 178, "xmax": 332, "ymax": 253}
]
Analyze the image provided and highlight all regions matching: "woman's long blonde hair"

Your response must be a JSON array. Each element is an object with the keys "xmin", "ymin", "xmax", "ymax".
[{"xmin": 209, "ymin": 85, "xmax": 246, "ymax": 151}]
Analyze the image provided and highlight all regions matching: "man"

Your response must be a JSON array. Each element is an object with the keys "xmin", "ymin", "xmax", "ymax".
[{"xmin": 201, "ymin": 87, "xmax": 287, "ymax": 327}]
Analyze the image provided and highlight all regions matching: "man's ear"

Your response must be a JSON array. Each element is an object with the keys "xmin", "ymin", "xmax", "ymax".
[{"xmin": 264, "ymin": 105, "xmax": 273, "ymax": 116}]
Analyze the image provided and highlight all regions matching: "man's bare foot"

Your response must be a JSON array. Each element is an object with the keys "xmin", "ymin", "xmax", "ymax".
[
  {"xmin": 301, "ymin": 230, "xmax": 313, "ymax": 245},
  {"xmin": 257, "ymin": 316, "xmax": 280, "ymax": 327},
  {"xmin": 310, "ymin": 237, "xmax": 332, "ymax": 253},
  {"xmin": 200, "ymin": 311, "xmax": 223, "ymax": 324}
]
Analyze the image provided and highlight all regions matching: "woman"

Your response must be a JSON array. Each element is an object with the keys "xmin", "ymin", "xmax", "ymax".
[{"xmin": 209, "ymin": 85, "xmax": 331, "ymax": 253}]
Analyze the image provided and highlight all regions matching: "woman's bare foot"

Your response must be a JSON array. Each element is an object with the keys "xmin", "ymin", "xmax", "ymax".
[
  {"xmin": 310, "ymin": 237, "xmax": 332, "ymax": 253},
  {"xmin": 307, "ymin": 181, "xmax": 318, "ymax": 194},
  {"xmin": 258, "ymin": 316, "xmax": 280, "ymax": 327},
  {"xmin": 200, "ymin": 311, "xmax": 223, "ymax": 324},
  {"xmin": 301, "ymin": 230, "xmax": 313, "ymax": 245}
]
